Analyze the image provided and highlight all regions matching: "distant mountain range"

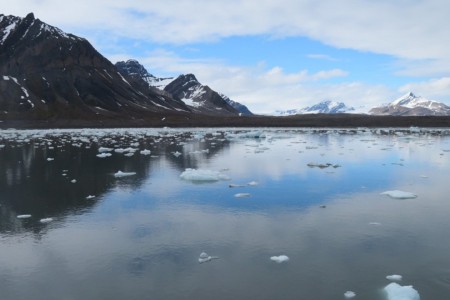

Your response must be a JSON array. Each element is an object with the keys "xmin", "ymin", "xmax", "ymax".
[
  {"xmin": 274, "ymin": 101, "xmax": 355, "ymax": 116},
  {"xmin": 1, "ymin": 12, "xmax": 449, "ymax": 123},
  {"xmin": 0, "ymin": 13, "xmax": 251, "ymax": 121},
  {"xmin": 273, "ymin": 93, "xmax": 450, "ymax": 116}
]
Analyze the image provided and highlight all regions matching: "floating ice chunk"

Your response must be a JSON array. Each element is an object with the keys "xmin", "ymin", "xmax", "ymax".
[
  {"xmin": 369, "ymin": 222, "xmax": 382, "ymax": 226},
  {"xmin": 96, "ymin": 153, "xmax": 112, "ymax": 158},
  {"xmin": 71, "ymin": 179, "xmax": 77, "ymax": 183},
  {"xmin": 344, "ymin": 291, "xmax": 356, "ymax": 298},
  {"xmin": 180, "ymin": 169, "xmax": 230, "ymax": 182},
  {"xmin": 114, "ymin": 171, "xmax": 136, "ymax": 178},
  {"xmin": 247, "ymin": 181, "xmax": 259, "ymax": 186},
  {"xmin": 98, "ymin": 147, "xmax": 113, "ymax": 152},
  {"xmin": 124, "ymin": 152, "xmax": 134, "ymax": 157},
  {"xmin": 270, "ymin": 255, "xmax": 289, "ymax": 263},
  {"xmin": 384, "ymin": 283, "xmax": 420, "ymax": 300},
  {"xmin": 39, "ymin": 218, "xmax": 53, "ymax": 223},
  {"xmin": 140, "ymin": 149, "xmax": 151, "ymax": 155},
  {"xmin": 86, "ymin": 195, "xmax": 95, "ymax": 200},
  {"xmin": 229, "ymin": 183, "xmax": 245, "ymax": 188},
  {"xmin": 46, "ymin": 157, "xmax": 54, "ymax": 161},
  {"xmin": 172, "ymin": 151, "xmax": 182, "ymax": 157},
  {"xmin": 386, "ymin": 275, "xmax": 403, "ymax": 281},
  {"xmin": 381, "ymin": 190, "xmax": 417, "ymax": 199},
  {"xmin": 198, "ymin": 252, "xmax": 219, "ymax": 263},
  {"xmin": 17, "ymin": 214, "xmax": 32, "ymax": 219},
  {"xmin": 234, "ymin": 193, "xmax": 251, "ymax": 198}
]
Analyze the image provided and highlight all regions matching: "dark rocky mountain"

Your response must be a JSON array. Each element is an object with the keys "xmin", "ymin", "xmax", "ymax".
[
  {"xmin": 0, "ymin": 13, "xmax": 190, "ymax": 120},
  {"xmin": 369, "ymin": 92, "xmax": 450, "ymax": 116},
  {"xmin": 116, "ymin": 60, "xmax": 252, "ymax": 116},
  {"xmin": 219, "ymin": 93, "xmax": 253, "ymax": 116}
]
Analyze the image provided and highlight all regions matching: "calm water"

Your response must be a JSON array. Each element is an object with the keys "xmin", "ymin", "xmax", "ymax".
[{"xmin": 1, "ymin": 127, "xmax": 450, "ymax": 300}]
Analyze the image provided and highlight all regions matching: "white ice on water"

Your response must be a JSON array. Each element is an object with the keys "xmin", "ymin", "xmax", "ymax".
[
  {"xmin": 270, "ymin": 255, "xmax": 289, "ymax": 263},
  {"xmin": 180, "ymin": 169, "xmax": 230, "ymax": 182},
  {"xmin": 386, "ymin": 275, "xmax": 403, "ymax": 281},
  {"xmin": 344, "ymin": 291, "xmax": 356, "ymax": 298},
  {"xmin": 247, "ymin": 181, "xmax": 259, "ymax": 186},
  {"xmin": 381, "ymin": 190, "xmax": 417, "ymax": 199},
  {"xmin": 114, "ymin": 171, "xmax": 137, "ymax": 178},
  {"xmin": 39, "ymin": 218, "xmax": 53, "ymax": 223},
  {"xmin": 86, "ymin": 195, "xmax": 96, "ymax": 199},
  {"xmin": 96, "ymin": 153, "xmax": 112, "ymax": 158},
  {"xmin": 17, "ymin": 214, "xmax": 32, "ymax": 219},
  {"xmin": 140, "ymin": 149, "xmax": 151, "ymax": 155},
  {"xmin": 234, "ymin": 193, "xmax": 251, "ymax": 198},
  {"xmin": 198, "ymin": 252, "xmax": 219, "ymax": 263},
  {"xmin": 98, "ymin": 147, "xmax": 113, "ymax": 153},
  {"xmin": 384, "ymin": 283, "xmax": 420, "ymax": 300}
]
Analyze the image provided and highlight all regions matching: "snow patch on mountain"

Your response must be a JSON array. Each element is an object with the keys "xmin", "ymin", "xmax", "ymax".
[
  {"xmin": 369, "ymin": 92, "xmax": 450, "ymax": 116},
  {"xmin": 274, "ymin": 100, "xmax": 355, "ymax": 116}
]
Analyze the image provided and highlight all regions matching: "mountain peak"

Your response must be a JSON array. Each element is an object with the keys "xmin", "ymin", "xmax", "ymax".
[
  {"xmin": 116, "ymin": 59, "xmax": 153, "ymax": 78},
  {"xmin": 25, "ymin": 12, "xmax": 35, "ymax": 21},
  {"xmin": 274, "ymin": 100, "xmax": 354, "ymax": 116}
]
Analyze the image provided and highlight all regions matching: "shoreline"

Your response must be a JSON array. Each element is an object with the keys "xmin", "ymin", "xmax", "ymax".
[{"xmin": 1, "ymin": 114, "xmax": 450, "ymax": 129}]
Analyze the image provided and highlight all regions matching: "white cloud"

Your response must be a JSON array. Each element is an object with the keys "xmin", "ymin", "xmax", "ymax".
[
  {"xmin": 399, "ymin": 77, "xmax": 450, "ymax": 102},
  {"xmin": 307, "ymin": 54, "xmax": 338, "ymax": 62}
]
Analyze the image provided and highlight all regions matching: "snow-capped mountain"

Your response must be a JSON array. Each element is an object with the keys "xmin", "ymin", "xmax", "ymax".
[
  {"xmin": 117, "ymin": 60, "xmax": 252, "ymax": 116},
  {"xmin": 164, "ymin": 74, "xmax": 239, "ymax": 115},
  {"xmin": 0, "ymin": 13, "xmax": 189, "ymax": 118},
  {"xmin": 369, "ymin": 92, "xmax": 450, "ymax": 116},
  {"xmin": 274, "ymin": 100, "xmax": 355, "ymax": 116}
]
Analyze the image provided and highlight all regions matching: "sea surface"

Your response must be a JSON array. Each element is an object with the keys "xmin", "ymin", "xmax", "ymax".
[{"xmin": 1, "ymin": 127, "xmax": 449, "ymax": 300}]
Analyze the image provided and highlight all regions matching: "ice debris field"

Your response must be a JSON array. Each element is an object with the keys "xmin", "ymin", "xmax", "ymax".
[{"xmin": 2, "ymin": 126, "xmax": 448, "ymax": 299}]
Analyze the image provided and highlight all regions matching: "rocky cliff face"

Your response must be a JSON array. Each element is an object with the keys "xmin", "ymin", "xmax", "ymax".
[{"xmin": 0, "ymin": 13, "xmax": 189, "ymax": 120}]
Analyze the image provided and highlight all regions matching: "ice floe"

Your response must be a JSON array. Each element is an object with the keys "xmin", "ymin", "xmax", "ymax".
[
  {"xmin": 96, "ymin": 153, "xmax": 112, "ymax": 158},
  {"xmin": 114, "ymin": 171, "xmax": 137, "ymax": 178},
  {"xmin": 247, "ymin": 181, "xmax": 259, "ymax": 186},
  {"xmin": 39, "ymin": 218, "xmax": 53, "ymax": 223},
  {"xmin": 386, "ymin": 275, "xmax": 403, "ymax": 281},
  {"xmin": 344, "ymin": 291, "xmax": 356, "ymax": 298},
  {"xmin": 270, "ymin": 255, "xmax": 289, "ymax": 263},
  {"xmin": 71, "ymin": 179, "xmax": 77, "ymax": 183},
  {"xmin": 381, "ymin": 190, "xmax": 417, "ymax": 199},
  {"xmin": 47, "ymin": 157, "xmax": 54, "ymax": 161},
  {"xmin": 17, "ymin": 214, "xmax": 32, "ymax": 219},
  {"xmin": 198, "ymin": 252, "xmax": 219, "ymax": 264},
  {"xmin": 234, "ymin": 193, "xmax": 251, "ymax": 198},
  {"xmin": 86, "ymin": 195, "xmax": 96, "ymax": 200},
  {"xmin": 98, "ymin": 147, "xmax": 113, "ymax": 152},
  {"xmin": 180, "ymin": 169, "xmax": 230, "ymax": 182},
  {"xmin": 384, "ymin": 283, "xmax": 420, "ymax": 300},
  {"xmin": 140, "ymin": 149, "xmax": 151, "ymax": 155}
]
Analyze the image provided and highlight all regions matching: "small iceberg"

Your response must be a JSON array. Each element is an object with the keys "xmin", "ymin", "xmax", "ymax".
[
  {"xmin": 86, "ymin": 195, "xmax": 96, "ymax": 200},
  {"xmin": 98, "ymin": 147, "xmax": 113, "ymax": 153},
  {"xmin": 39, "ymin": 218, "xmax": 53, "ymax": 223},
  {"xmin": 247, "ymin": 181, "xmax": 259, "ymax": 186},
  {"xmin": 47, "ymin": 157, "xmax": 54, "ymax": 161},
  {"xmin": 114, "ymin": 171, "xmax": 137, "ymax": 178},
  {"xmin": 180, "ymin": 169, "xmax": 230, "ymax": 182},
  {"xmin": 198, "ymin": 252, "xmax": 219, "ymax": 264},
  {"xmin": 140, "ymin": 149, "xmax": 151, "ymax": 155},
  {"xmin": 386, "ymin": 274, "xmax": 403, "ymax": 281},
  {"xmin": 172, "ymin": 151, "xmax": 182, "ymax": 157},
  {"xmin": 384, "ymin": 282, "xmax": 420, "ymax": 300},
  {"xmin": 344, "ymin": 291, "xmax": 356, "ymax": 298},
  {"xmin": 96, "ymin": 153, "xmax": 112, "ymax": 158},
  {"xmin": 17, "ymin": 214, "xmax": 32, "ymax": 219},
  {"xmin": 381, "ymin": 190, "xmax": 417, "ymax": 199},
  {"xmin": 270, "ymin": 255, "xmax": 289, "ymax": 263},
  {"xmin": 71, "ymin": 179, "xmax": 77, "ymax": 183},
  {"xmin": 234, "ymin": 193, "xmax": 251, "ymax": 198}
]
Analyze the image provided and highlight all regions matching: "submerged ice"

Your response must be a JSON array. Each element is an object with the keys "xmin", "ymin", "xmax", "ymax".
[
  {"xmin": 270, "ymin": 255, "xmax": 289, "ymax": 263},
  {"xmin": 381, "ymin": 190, "xmax": 417, "ymax": 199},
  {"xmin": 180, "ymin": 169, "xmax": 230, "ymax": 182},
  {"xmin": 384, "ymin": 283, "xmax": 420, "ymax": 300},
  {"xmin": 198, "ymin": 252, "xmax": 219, "ymax": 264}
]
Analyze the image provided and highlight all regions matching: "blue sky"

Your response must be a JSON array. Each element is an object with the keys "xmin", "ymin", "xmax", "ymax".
[{"xmin": 4, "ymin": 0, "xmax": 450, "ymax": 113}]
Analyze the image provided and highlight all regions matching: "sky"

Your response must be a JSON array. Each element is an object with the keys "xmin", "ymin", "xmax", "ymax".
[{"xmin": 4, "ymin": 0, "xmax": 450, "ymax": 114}]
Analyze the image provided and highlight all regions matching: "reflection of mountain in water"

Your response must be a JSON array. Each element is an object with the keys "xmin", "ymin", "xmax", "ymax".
[{"xmin": 0, "ymin": 130, "xmax": 230, "ymax": 234}]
